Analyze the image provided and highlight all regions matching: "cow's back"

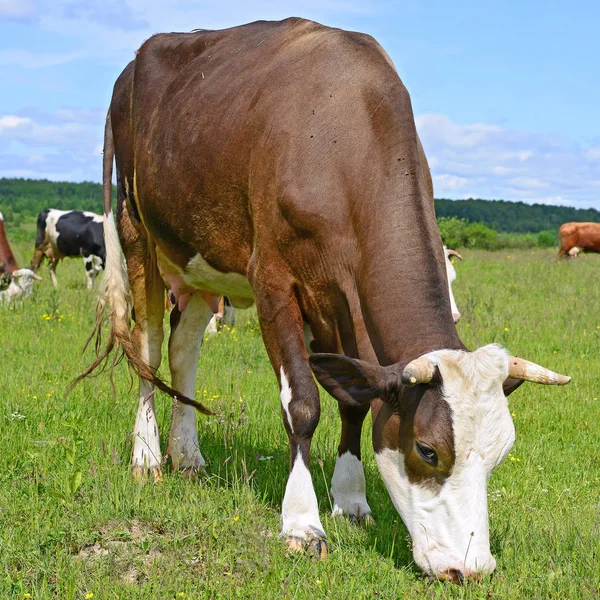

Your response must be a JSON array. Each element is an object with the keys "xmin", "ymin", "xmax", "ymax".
[{"xmin": 113, "ymin": 18, "xmax": 411, "ymax": 275}]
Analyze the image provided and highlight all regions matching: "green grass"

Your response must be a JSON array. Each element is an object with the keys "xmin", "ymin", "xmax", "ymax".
[{"xmin": 1, "ymin": 244, "xmax": 599, "ymax": 599}]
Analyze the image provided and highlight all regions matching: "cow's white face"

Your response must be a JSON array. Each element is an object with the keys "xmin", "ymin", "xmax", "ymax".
[
  {"xmin": 375, "ymin": 345, "xmax": 514, "ymax": 581},
  {"xmin": 9, "ymin": 268, "xmax": 42, "ymax": 298},
  {"xmin": 443, "ymin": 246, "xmax": 461, "ymax": 323},
  {"xmin": 310, "ymin": 344, "xmax": 521, "ymax": 582}
]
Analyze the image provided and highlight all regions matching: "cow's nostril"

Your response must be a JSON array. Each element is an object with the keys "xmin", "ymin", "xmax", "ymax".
[
  {"xmin": 447, "ymin": 569, "xmax": 465, "ymax": 585},
  {"xmin": 452, "ymin": 313, "xmax": 461, "ymax": 323},
  {"xmin": 436, "ymin": 568, "xmax": 466, "ymax": 585}
]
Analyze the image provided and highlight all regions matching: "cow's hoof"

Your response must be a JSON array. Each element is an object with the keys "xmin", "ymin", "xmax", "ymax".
[
  {"xmin": 178, "ymin": 465, "xmax": 207, "ymax": 480},
  {"xmin": 132, "ymin": 465, "xmax": 163, "ymax": 483},
  {"xmin": 285, "ymin": 535, "xmax": 328, "ymax": 559},
  {"xmin": 306, "ymin": 536, "xmax": 328, "ymax": 559},
  {"xmin": 348, "ymin": 512, "xmax": 375, "ymax": 527}
]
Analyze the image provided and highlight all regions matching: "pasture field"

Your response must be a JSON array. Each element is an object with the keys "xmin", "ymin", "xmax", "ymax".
[{"xmin": 1, "ymin": 243, "xmax": 599, "ymax": 599}]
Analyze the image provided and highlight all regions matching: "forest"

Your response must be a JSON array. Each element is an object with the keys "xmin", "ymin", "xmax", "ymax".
[
  {"xmin": 435, "ymin": 198, "xmax": 600, "ymax": 233},
  {"xmin": 1, "ymin": 178, "xmax": 598, "ymax": 249}
]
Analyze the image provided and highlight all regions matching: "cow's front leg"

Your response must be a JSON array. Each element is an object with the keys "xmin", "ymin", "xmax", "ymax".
[
  {"xmin": 254, "ymin": 281, "xmax": 327, "ymax": 557},
  {"xmin": 166, "ymin": 294, "xmax": 214, "ymax": 474},
  {"xmin": 48, "ymin": 258, "xmax": 58, "ymax": 288},
  {"xmin": 331, "ymin": 403, "xmax": 373, "ymax": 524}
]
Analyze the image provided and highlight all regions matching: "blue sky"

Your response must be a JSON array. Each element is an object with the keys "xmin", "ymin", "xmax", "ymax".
[{"xmin": 1, "ymin": 0, "xmax": 599, "ymax": 208}]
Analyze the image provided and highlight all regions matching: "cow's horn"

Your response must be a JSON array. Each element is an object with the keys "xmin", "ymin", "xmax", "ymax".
[
  {"xmin": 446, "ymin": 249, "xmax": 463, "ymax": 260},
  {"xmin": 401, "ymin": 356, "xmax": 436, "ymax": 385},
  {"xmin": 507, "ymin": 357, "xmax": 571, "ymax": 385}
]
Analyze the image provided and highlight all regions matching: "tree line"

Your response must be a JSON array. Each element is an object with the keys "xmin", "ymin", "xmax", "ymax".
[{"xmin": 435, "ymin": 198, "xmax": 600, "ymax": 233}]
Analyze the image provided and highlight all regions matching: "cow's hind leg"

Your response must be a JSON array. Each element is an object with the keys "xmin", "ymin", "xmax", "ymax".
[
  {"xmin": 83, "ymin": 254, "xmax": 102, "ymax": 289},
  {"xmin": 83, "ymin": 254, "xmax": 95, "ymax": 289},
  {"xmin": 121, "ymin": 218, "xmax": 166, "ymax": 480},
  {"xmin": 252, "ymin": 277, "xmax": 327, "ymax": 557},
  {"xmin": 166, "ymin": 294, "xmax": 214, "ymax": 474},
  {"xmin": 331, "ymin": 404, "xmax": 373, "ymax": 524}
]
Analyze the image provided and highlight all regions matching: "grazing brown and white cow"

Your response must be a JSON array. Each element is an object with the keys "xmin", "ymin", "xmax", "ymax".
[
  {"xmin": 558, "ymin": 222, "xmax": 600, "ymax": 258},
  {"xmin": 87, "ymin": 19, "xmax": 570, "ymax": 582}
]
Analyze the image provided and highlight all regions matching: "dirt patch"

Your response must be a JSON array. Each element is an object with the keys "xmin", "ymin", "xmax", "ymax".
[{"xmin": 73, "ymin": 519, "xmax": 164, "ymax": 585}]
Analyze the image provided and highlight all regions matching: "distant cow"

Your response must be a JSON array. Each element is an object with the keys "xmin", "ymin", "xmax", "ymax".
[
  {"xmin": 0, "ymin": 212, "xmax": 19, "ymax": 276},
  {"xmin": 0, "ymin": 268, "xmax": 42, "ymax": 302},
  {"xmin": 558, "ymin": 222, "xmax": 600, "ymax": 258},
  {"xmin": 31, "ymin": 209, "xmax": 105, "ymax": 289},
  {"xmin": 0, "ymin": 212, "xmax": 42, "ymax": 301},
  {"xmin": 443, "ymin": 246, "xmax": 462, "ymax": 323}
]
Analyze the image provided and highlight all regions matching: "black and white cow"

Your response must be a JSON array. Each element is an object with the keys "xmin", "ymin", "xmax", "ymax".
[{"xmin": 31, "ymin": 209, "xmax": 105, "ymax": 289}]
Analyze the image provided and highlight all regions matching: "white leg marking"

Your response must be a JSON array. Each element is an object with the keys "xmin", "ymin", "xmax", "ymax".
[
  {"xmin": 84, "ymin": 256, "xmax": 94, "ymax": 290},
  {"xmin": 331, "ymin": 451, "xmax": 372, "ymax": 518},
  {"xmin": 49, "ymin": 265, "xmax": 58, "ymax": 288},
  {"xmin": 205, "ymin": 314, "xmax": 218, "ymax": 335},
  {"xmin": 280, "ymin": 367, "xmax": 294, "ymax": 433},
  {"xmin": 132, "ymin": 326, "xmax": 164, "ymax": 472},
  {"xmin": 281, "ymin": 454, "xmax": 326, "ymax": 539},
  {"xmin": 132, "ymin": 381, "xmax": 162, "ymax": 470},
  {"xmin": 167, "ymin": 295, "xmax": 213, "ymax": 471}
]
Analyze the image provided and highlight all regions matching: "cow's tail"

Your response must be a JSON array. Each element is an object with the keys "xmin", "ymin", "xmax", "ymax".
[{"xmin": 73, "ymin": 112, "xmax": 212, "ymax": 415}]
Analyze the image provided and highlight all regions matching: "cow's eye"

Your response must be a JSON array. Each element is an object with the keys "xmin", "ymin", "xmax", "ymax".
[{"xmin": 416, "ymin": 442, "xmax": 438, "ymax": 465}]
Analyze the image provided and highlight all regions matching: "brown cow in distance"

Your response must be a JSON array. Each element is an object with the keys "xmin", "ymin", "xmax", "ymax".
[
  {"xmin": 558, "ymin": 222, "xmax": 600, "ymax": 258},
  {"xmin": 84, "ymin": 18, "xmax": 570, "ymax": 582},
  {"xmin": 0, "ymin": 212, "xmax": 19, "ymax": 276}
]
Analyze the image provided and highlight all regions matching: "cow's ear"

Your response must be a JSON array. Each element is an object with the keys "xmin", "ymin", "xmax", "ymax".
[
  {"xmin": 502, "ymin": 377, "xmax": 524, "ymax": 397},
  {"xmin": 309, "ymin": 354, "xmax": 399, "ymax": 406}
]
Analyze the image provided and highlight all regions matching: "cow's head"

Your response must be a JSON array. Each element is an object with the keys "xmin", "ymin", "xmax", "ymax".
[
  {"xmin": 443, "ymin": 246, "xmax": 462, "ymax": 323},
  {"xmin": 310, "ymin": 344, "xmax": 569, "ymax": 582},
  {"xmin": 8, "ymin": 268, "xmax": 42, "ymax": 299}
]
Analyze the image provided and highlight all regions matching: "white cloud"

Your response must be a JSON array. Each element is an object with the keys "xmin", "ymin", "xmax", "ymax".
[
  {"xmin": 416, "ymin": 113, "xmax": 501, "ymax": 149},
  {"xmin": 585, "ymin": 148, "xmax": 600, "ymax": 162},
  {"xmin": 0, "ymin": 114, "xmax": 90, "ymax": 146},
  {"xmin": 434, "ymin": 174, "xmax": 469, "ymax": 190},
  {"xmin": 0, "ymin": 0, "xmax": 36, "ymax": 20},
  {"xmin": 509, "ymin": 177, "xmax": 549, "ymax": 189},
  {"xmin": 416, "ymin": 113, "xmax": 600, "ymax": 208},
  {"xmin": 0, "ymin": 115, "xmax": 31, "ymax": 131},
  {"xmin": 489, "ymin": 166, "xmax": 511, "ymax": 176},
  {"xmin": 0, "ymin": 49, "xmax": 84, "ymax": 69},
  {"xmin": 0, "ymin": 108, "xmax": 103, "ymax": 181}
]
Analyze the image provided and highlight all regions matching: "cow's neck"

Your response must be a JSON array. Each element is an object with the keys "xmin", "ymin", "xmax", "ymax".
[{"xmin": 353, "ymin": 185, "xmax": 464, "ymax": 366}]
